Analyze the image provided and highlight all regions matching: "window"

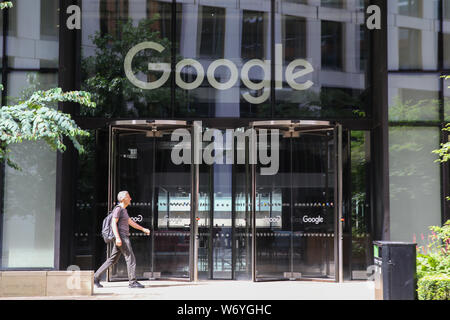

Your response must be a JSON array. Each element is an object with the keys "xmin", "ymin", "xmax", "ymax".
[
  {"xmin": 283, "ymin": 15, "xmax": 306, "ymax": 62},
  {"xmin": 198, "ymin": 6, "xmax": 225, "ymax": 58},
  {"xmin": 1, "ymin": 72, "xmax": 58, "ymax": 268},
  {"xmin": 241, "ymin": 10, "xmax": 267, "ymax": 60},
  {"xmin": 389, "ymin": 127, "xmax": 441, "ymax": 246},
  {"xmin": 321, "ymin": 20, "xmax": 343, "ymax": 71},
  {"xmin": 321, "ymin": 0, "xmax": 344, "ymax": 9},
  {"xmin": 398, "ymin": 0, "xmax": 423, "ymax": 18},
  {"xmin": 40, "ymin": 0, "xmax": 58, "ymax": 40},
  {"xmin": 398, "ymin": 28, "xmax": 422, "ymax": 70}
]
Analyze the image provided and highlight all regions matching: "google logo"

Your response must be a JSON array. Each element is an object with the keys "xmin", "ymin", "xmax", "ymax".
[{"xmin": 124, "ymin": 42, "xmax": 314, "ymax": 104}]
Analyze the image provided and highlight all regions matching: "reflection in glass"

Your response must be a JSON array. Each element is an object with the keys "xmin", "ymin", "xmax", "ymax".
[
  {"xmin": 82, "ymin": 0, "xmax": 174, "ymax": 118},
  {"xmin": 111, "ymin": 130, "xmax": 191, "ymax": 280},
  {"xmin": 275, "ymin": 0, "xmax": 370, "ymax": 119},
  {"xmin": 255, "ymin": 130, "xmax": 335, "ymax": 280},
  {"xmin": 398, "ymin": 0, "xmax": 423, "ymax": 18},
  {"xmin": 389, "ymin": 127, "xmax": 441, "ymax": 247},
  {"xmin": 350, "ymin": 131, "xmax": 372, "ymax": 279},
  {"xmin": 388, "ymin": 0, "xmax": 438, "ymax": 71},
  {"xmin": 1, "ymin": 72, "xmax": 58, "ymax": 268},
  {"xmin": 79, "ymin": 0, "xmax": 373, "ymax": 119},
  {"xmin": 7, "ymin": 0, "xmax": 59, "ymax": 68},
  {"xmin": 388, "ymin": 74, "xmax": 439, "ymax": 122}
]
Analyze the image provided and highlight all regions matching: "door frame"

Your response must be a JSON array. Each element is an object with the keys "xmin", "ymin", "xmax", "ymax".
[
  {"xmin": 106, "ymin": 119, "xmax": 344, "ymax": 282},
  {"xmin": 107, "ymin": 120, "xmax": 196, "ymax": 282},
  {"xmin": 249, "ymin": 120, "xmax": 343, "ymax": 283}
]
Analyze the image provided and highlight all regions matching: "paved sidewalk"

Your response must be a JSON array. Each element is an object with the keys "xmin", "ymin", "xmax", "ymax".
[{"xmin": 0, "ymin": 280, "xmax": 375, "ymax": 300}]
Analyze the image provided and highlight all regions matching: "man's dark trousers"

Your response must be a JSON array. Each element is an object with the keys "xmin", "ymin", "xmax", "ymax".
[{"xmin": 94, "ymin": 236, "xmax": 137, "ymax": 285}]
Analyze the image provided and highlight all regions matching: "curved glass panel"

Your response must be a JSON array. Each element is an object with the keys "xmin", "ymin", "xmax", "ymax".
[{"xmin": 254, "ymin": 128, "xmax": 336, "ymax": 280}]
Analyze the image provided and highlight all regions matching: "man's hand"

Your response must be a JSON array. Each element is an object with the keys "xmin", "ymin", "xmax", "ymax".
[
  {"xmin": 115, "ymin": 237, "xmax": 122, "ymax": 247},
  {"xmin": 142, "ymin": 228, "xmax": 150, "ymax": 235}
]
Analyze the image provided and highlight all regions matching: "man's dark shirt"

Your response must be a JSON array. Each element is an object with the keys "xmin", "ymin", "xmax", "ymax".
[{"xmin": 112, "ymin": 205, "xmax": 130, "ymax": 237}]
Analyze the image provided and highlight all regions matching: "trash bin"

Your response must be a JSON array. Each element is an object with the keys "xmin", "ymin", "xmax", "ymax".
[{"xmin": 373, "ymin": 241, "xmax": 417, "ymax": 300}]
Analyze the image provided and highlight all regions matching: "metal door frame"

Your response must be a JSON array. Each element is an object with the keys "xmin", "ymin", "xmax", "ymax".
[
  {"xmin": 249, "ymin": 120, "xmax": 343, "ymax": 283},
  {"xmin": 107, "ymin": 120, "xmax": 197, "ymax": 282}
]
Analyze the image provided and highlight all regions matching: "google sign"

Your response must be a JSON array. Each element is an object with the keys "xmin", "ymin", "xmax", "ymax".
[{"xmin": 124, "ymin": 42, "xmax": 314, "ymax": 104}]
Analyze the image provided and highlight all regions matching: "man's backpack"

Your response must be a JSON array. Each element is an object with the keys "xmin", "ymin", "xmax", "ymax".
[{"xmin": 101, "ymin": 205, "xmax": 120, "ymax": 244}]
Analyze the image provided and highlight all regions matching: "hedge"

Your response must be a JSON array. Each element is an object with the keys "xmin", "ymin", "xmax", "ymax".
[{"xmin": 417, "ymin": 274, "xmax": 450, "ymax": 300}]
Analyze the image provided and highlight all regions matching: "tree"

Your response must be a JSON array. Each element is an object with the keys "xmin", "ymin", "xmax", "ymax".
[{"xmin": 0, "ymin": 2, "xmax": 96, "ymax": 170}]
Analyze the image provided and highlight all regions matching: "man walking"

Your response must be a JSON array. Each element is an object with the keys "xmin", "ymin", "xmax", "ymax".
[{"xmin": 94, "ymin": 191, "xmax": 150, "ymax": 288}]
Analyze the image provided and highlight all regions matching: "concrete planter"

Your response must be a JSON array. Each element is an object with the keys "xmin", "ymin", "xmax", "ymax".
[{"xmin": 0, "ymin": 271, "xmax": 94, "ymax": 297}]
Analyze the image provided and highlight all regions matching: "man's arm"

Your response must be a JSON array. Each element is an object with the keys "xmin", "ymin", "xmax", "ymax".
[
  {"xmin": 128, "ymin": 219, "xmax": 150, "ymax": 235},
  {"xmin": 112, "ymin": 217, "xmax": 122, "ymax": 246}
]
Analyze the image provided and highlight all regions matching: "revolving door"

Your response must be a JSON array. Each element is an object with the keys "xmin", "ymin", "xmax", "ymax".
[
  {"xmin": 107, "ymin": 120, "xmax": 195, "ymax": 281},
  {"xmin": 250, "ymin": 121, "xmax": 342, "ymax": 282},
  {"xmin": 106, "ymin": 120, "xmax": 343, "ymax": 282}
]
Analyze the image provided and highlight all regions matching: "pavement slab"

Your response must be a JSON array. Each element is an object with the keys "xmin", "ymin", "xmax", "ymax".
[{"xmin": 0, "ymin": 280, "xmax": 375, "ymax": 300}]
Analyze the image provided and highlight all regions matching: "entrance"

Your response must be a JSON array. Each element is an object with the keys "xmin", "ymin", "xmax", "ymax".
[
  {"xmin": 107, "ymin": 120, "xmax": 343, "ymax": 282},
  {"xmin": 250, "ymin": 121, "xmax": 341, "ymax": 282},
  {"xmin": 108, "ymin": 120, "xmax": 195, "ymax": 281}
]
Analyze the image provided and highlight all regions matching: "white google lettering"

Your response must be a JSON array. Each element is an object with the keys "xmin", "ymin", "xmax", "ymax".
[
  {"xmin": 124, "ymin": 42, "xmax": 314, "ymax": 104},
  {"xmin": 264, "ymin": 216, "xmax": 281, "ymax": 223},
  {"xmin": 131, "ymin": 215, "xmax": 143, "ymax": 223},
  {"xmin": 302, "ymin": 215, "xmax": 324, "ymax": 225}
]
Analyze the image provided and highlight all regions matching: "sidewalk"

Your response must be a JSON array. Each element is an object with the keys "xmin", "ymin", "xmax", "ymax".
[{"xmin": 0, "ymin": 280, "xmax": 375, "ymax": 300}]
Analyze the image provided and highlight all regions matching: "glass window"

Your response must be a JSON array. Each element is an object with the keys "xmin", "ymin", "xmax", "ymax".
[
  {"xmin": 398, "ymin": 28, "xmax": 422, "ymax": 70},
  {"xmin": 241, "ymin": 10, "xmax": 267, "ymax": 60},
  {"xmin": 275, "ymin": 1, "xmax": 370, "ymax": 119},
  {"xmin": 388, "ymin": 1, "xmax": 438, "ymax": 71},
  {"xmin": 198, "ymin": 6, "xmax": 225, "ymax": 58},
  {"xmin": 174, "ymin": 2, "xmax": 271, "ymax": 118},
  {"xmin": 444, "ymin": 1, "xmax": 450, "ymax": 69},
  {"xmin": 1, "ymin": 72, "xmax": 58, "ymax": 268},
  {"xmin": 80, "ymin": 0, "xmax": 373, "ymax": 120},
  {"xmin": 350, "ymin": 131, "xmax": 372, "ymax": 279},
  {"xmin": 389, "ymin": 127, "xmax": 442, "ymax": 246},
  {"xmin": 444, "ymin": 33, "xmax": 450, "ymax": 69},
  {"xmin": 81, "ymin": 0, "xmax": 174, "ymax": 118},
  {"xmin": 321, "ymin": 21, "xmax": 343, "ymax": 71},
  {"xmin": 398, "ymin": 0, "xmax": 423, "ymax": 18},
  {"xmin": 445, "ymin": 0, "xmax": 450, "ymax": 20},
  {"xmin": 321, "ymin": 0, "xmax": 344, "ymax": 9},
  {"xmin": 444, "ymin": 77, "xmax": 450, "ymax": 121},
  {"xmin": 388, "ymin": 74, "xmax": 440, "ymax": 122},
  {"xmin": 283, "ymin": 15, "xmax": 306, "ymax": 62},
  {"xmin": 7, "ymin": 0, "xmax": 59, "ymax": 69}
]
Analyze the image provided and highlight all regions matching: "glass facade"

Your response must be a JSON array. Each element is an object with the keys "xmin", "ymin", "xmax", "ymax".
[
  {"xmin": 80, "ymin": 0, "xmax": 371, "ymax": 119},
  {"xmin": 0, "ymin": 0, "xmax": 59, "ymax": 269},
  {"xmin": 0, "ymin": 0, "xmax": 447, "ymax": 284},
  {"xmin": 388, "ymin": 0, "xmax": 444, "ymax": 247}
]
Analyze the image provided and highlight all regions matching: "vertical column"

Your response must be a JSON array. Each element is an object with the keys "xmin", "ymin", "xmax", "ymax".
[
  {"xmin": 307, "ymin": 0, "xmax": 321, "ymax": 94},
  {"xmin": 344, "ymin": 0, "xmax": 357, "ymax": 74},
  {"xmin": 55, "ymin": 0, "xmax": 80, "ymax": 270},
  {"xmin": 180, "ymin": 3, "xmax": 198, "ymax": 58},
  {"xmin": 422, "ymin": 0, "xmax": 438, "ymax": 69},
  {"xmin": 387, "ymin": 0, "xmax": 399, "ymax": 70},
  {"xmin": 371, "ymin": 0, "xmax": 390, "ymax": 242}
]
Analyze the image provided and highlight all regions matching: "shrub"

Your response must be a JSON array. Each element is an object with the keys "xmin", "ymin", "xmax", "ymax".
[
  {"xmin": 416, "ymin": 220, "xmax": 450, "ymax": 280},
  {"xmin": 417, "ymin": 274, "xmax": 450, "ymax": 300}
]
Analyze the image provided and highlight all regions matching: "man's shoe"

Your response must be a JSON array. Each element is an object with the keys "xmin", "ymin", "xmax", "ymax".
[
  {"xmin": 94, "ymin": 278, "xmax": 103, "ymax": 288},
  {"xmin": 129, "ymin": 281, "xmax": 145, "ymax": 288}
]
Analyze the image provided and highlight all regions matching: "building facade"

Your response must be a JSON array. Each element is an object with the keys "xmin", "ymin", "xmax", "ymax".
[{"xmin": 0, "ymin": 0, "xmax": 448, "ymax": 282}]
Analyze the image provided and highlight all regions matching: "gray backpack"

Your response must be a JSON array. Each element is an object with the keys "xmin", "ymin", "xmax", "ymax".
[{"xmin": 101, "ymin": 206, "xmax": 120, "ymax": 243}]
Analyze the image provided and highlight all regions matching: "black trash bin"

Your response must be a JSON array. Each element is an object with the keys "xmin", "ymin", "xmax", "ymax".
[{"xmin": 373, "ymin": 241, "xmax": 417, "ymax": 300}]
